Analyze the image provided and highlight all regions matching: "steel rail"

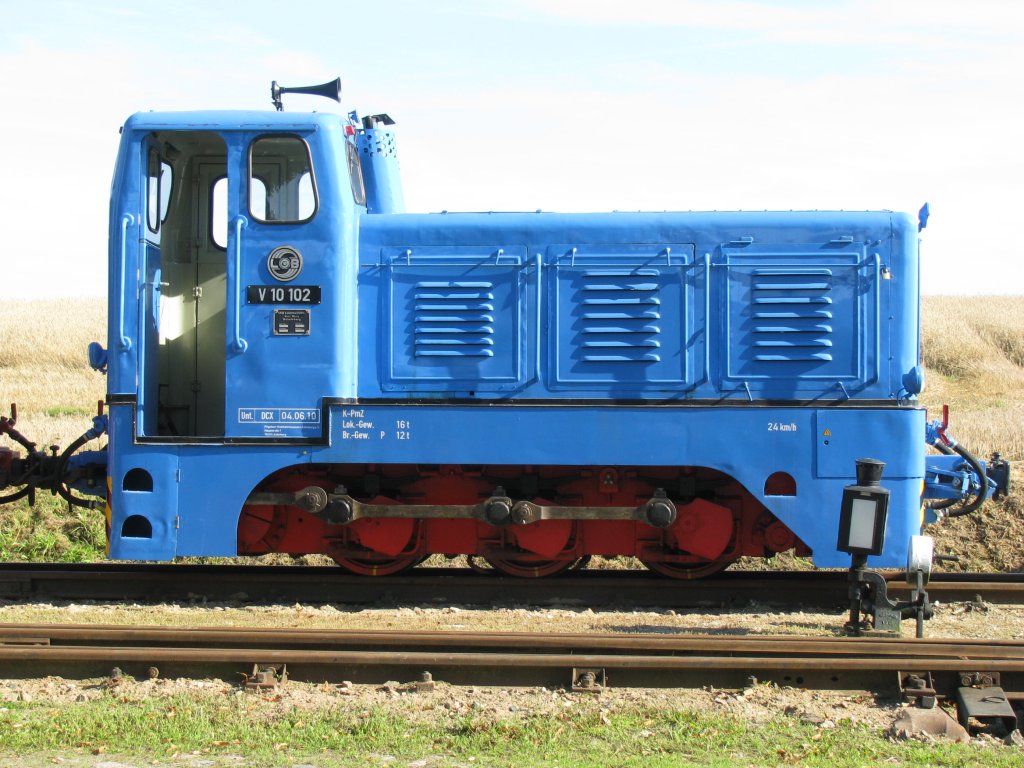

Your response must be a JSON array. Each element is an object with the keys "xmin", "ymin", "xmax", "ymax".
[
  {"xmin": 2, "ymin": 646, "xmax": 1023, "ymax": 673},
  {"xmin": 2, "ymin": 624, "xmax": 1024, "ymax": 659},
  {"xmin": 1, "ymin": 564, "xmax": 1021, "ymax": 607},
  {"xmin": 1, "ymin": 625, "xmax": 1024, "ymax": 694}
]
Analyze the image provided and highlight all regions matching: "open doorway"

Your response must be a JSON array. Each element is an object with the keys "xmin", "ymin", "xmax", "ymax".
[{"xmin": 140, "ymin": 131, "xmax": 227, "ymax": 437}]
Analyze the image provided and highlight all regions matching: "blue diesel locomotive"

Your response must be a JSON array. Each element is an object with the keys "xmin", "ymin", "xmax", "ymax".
[{"xmin": 0, "ymin": 79, "xmax": 1005, "ymax": 577}]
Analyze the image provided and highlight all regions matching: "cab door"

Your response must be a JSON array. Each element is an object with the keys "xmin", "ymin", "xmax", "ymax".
[
  {"xmin": 223, "ymin": 131, "xmax": 340, "ymax": 439},
  {"xmin": 137, "ymin": 138, "xmax": 170, "ymax": 437}
]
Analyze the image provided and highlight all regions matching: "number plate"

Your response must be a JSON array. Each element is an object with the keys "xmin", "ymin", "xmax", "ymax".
[{"xmin": 247, "ymin": 285, "xmax": 321, "ymax": 304}]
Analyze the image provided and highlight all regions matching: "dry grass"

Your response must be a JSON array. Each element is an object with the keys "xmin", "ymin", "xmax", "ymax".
[
  {"xmin": 0, "ymin": 295, "xmax": 1021, "ymax": 570},
  {"xmin": 0, "ymin": 298, "xmax": 106, "ymax": 447},
  {"xmin": 919, "ymin": 296, "xmax": 1024, "ymax": 570},
  {"xmin": 920, "ymin": 295, "xmax": 1024, "ymax": 461}
]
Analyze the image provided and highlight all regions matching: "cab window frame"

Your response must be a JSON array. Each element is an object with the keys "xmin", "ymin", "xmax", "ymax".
[{"xmin": 247, "ymin": 133, "xmax": 318, "ymax": 225}]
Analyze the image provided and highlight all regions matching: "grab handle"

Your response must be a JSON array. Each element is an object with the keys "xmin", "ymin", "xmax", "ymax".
[
  {"xmin": 118, "ymin": 214, "xmax": 134, "ymax": 351},
  {"xmin": 230, "ymin": 216, "xmax": 248, "ymax": 353}
]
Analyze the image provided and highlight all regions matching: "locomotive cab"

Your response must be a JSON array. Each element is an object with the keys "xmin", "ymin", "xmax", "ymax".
[{"xmin": 108, "ymin": 113, "xmax": 361, "ymax": 442}]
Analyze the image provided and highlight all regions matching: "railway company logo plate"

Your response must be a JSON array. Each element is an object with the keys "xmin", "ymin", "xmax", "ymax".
[{"xmin": 267, "ymin": 246, "xmax": 303, "ymax": 281}]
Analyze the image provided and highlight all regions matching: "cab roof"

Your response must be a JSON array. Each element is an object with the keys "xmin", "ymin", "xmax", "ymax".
[{"xmin": 122, "ymin": 110, "xmax": 345, "ymax": 133}]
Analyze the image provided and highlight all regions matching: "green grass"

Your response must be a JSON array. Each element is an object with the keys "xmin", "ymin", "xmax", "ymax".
[
  {"xmin": 42, "ymin": 406, "xmax": 94, "ymax": 418},
  {"xmin": 0, "ymin": 694, "xmax": 1013, "ymax": 767},
  {"xmin": 0, "ymin": 496, "xmax": 105, "ymax": 562}
]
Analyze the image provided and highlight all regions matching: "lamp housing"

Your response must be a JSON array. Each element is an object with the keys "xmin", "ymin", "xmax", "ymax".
[{"xmin": 837, "ymin": 458, "xmax": 890, "ymax": 556}]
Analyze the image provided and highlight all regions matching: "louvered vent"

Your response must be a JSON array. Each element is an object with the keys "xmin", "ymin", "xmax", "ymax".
[
  {"xmin": 750, "ymin": 269, "xmax": 833, "ymax": 362},
  {"xmin": 578, "ymin": 270, "xmax": 662, "ymax": 362},
  {"xmin": 413, "ymin": 281, "xmax": 495, "ymax": 358}
]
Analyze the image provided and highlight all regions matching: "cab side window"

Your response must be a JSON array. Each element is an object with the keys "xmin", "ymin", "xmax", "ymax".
[
  {"xmin": 249, "ymin": 135, "xmax": 317, "ymax": 223},
  {"xmin": 146, "ymin": 148, "xmax": 172, "ymax": 241}
]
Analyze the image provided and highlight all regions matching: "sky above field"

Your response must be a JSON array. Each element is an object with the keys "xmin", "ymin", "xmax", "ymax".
[{"xmin": 1, "ymin": 0, "xmax": 1022, "ymax": 297}]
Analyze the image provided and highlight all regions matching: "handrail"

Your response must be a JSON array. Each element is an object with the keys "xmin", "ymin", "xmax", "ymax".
[
  {"xmin": 230, "ymin": 216, "xmax": 248, "ymax": 353},
  {"xmin": 702, "ymin": 251, "xmax": 711, "ymax": 385},
  {"xmin": 534, "ymin": 252, "xmax": 543, "ymax": 378},
  {"xmin": 118, "ymin": 214, "xmax": 134, "ymax": 351},
  {"xmin": 684, "ymin": 252, "xmax": 712, "ymax": 393},
  {"xmin": 869, "ymin": 251, "xmax": 882, "ymax": 386}
]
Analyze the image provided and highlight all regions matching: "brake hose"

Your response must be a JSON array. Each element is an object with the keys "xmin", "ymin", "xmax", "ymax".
[
  {"xmin": 54, "ymin": 422, "xmax": 106, "ymax": 510},
  {"xmin": 0, "ymin": 410, "xmax": 38, "ymax": 504},
  {"xmin": 925, "ymin": 441, "xmax": 960, "ymax": 511},
  {"xmin": 942, "ymin": 442, "xmax": 990, "ymax": 518}
]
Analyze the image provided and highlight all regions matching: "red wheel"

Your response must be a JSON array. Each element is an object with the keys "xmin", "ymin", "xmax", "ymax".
[
  {"xmin": 641, "ymin": 558, "xmax": 732, "ymax": 580},
  {"xmin": 330, "ymin": 554, "xmax": 423, "ymax": 576},
  {"xmin": 483, "ymin": 556, "xmax": 580, "ymax": 578}
]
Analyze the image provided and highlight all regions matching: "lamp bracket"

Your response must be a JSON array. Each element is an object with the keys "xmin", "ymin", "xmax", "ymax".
[{"xmin": 844, "ymin": 567, "xmax": 933, "ymax": 638}]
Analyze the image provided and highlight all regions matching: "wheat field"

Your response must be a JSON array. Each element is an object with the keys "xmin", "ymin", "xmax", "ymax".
[
  {"xmin": 919, "ymin": 296, "xmax": 1024, "ymax": 460},
  {"xmin": 0, "ymin": 298, "xmax": 107, "ymax": 448},
  {"xmin": 1, "ymin": 295, "xmax": 1021, "ymax": 568}
]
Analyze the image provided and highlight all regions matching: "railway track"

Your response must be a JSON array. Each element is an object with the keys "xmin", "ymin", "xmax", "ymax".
[
  {"xmin": 1, "ymin": 623, "xmax": 1023, "ymax": 702},
  {"xmin": 0, "ymin": 564, "xmax": 1021, "ymax": 607}
]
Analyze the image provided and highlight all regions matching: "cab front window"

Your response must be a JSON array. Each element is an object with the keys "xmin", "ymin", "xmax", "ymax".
[{"xmin": 249, "ymin": 135, "xmax": 317, "ymax": 223}]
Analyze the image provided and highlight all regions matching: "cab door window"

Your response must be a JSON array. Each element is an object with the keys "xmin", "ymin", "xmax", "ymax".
[
  {"xmin": 249, "ymin": 135, "xmax": 316, "ymax": 223},
  {"xmin": 146, "ymin": 148, "xmax": 172, "ymax": 240}
]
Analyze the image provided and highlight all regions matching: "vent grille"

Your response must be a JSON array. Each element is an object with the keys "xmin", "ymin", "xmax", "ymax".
[
  {"xmin": 578, "ymin": 270, "xmax": 662, "ymax": 362},
  {"xmin": 412, "ymin": 281, "xmax": 495, "ymax": 358},
  {"xmin": 749, "ymin": 269, "xmax": 834, "ymax": 362}
]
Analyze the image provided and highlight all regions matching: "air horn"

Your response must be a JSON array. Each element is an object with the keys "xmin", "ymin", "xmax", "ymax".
[{"xmin": 271, "ymin": 77, "xmax": 342, "ymax": 111}]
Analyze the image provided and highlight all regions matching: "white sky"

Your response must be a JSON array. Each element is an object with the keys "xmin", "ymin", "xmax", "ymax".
[{"xmin": 1, "ymin": 0, "xmax": 1022, "ymax": 297}]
